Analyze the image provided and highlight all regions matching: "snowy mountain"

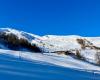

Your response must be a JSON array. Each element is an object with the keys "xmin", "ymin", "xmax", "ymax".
[
  {"xmin": 0, "ymin": 28, "xmax": 100, "ymax": 80},
  {"xmin": 0, "ymin": 28, "xmax": 41, "ymax": 52},
  {"xmin": 0, "ymin": 28, "xmax": 100, "ymax": 66}
]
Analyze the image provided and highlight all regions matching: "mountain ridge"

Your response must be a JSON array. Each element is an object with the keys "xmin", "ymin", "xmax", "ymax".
[{"xmin": 0, "ymin": 28, "xmax": 100, "ymax": 65}]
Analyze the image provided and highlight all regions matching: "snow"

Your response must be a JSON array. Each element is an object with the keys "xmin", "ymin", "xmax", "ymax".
[
  {"xmin": 31, "ymin": 35, "xmax": 100, "ymax": 65},
  {"xmin": 80, "ymin": 49, "xmax": 96, "ymax": 63},
  {"xmin": 0, "ymin": 52, "xmax": 99, "ymax": 80},
  {"xmin": 0, "ymin": 28, "xmax": 100, "ymax": 67},
  {"xmin": 0, "ymin": 28, "xmax": 100, "ymax": 79},
  {"xmin": 0, "ymin": 28, "xmax": 25, "ymax": 39},
  {"xmin": 0, "ymin": 49, "xmax": 100, "ymax": 72},
  {"xmin": 86, "ymin": 37, "xmax": 100, "ymax": 47},
  {"xmin": 32, "ymin": 35, "xmax": 82, "ymax": 52},
  {"xmin": 0, "ymin": 28, "xmax": 40, "ymax": 41}
]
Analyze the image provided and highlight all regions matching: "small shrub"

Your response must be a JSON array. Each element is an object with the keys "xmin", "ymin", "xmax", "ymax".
[
  {"xmin": 65, "ymin": 51, "xmax": 72, "ymax": 55},
  {"xmin": 76, "ymin": 50, "xmax": 84, "ymax": 60},
  {"xmin": 95, "ymin": 51, "xmax": 100, "ymax": 65},
  {"xmin": 77, "ymin": 39, "xmax": 85, "ymax": 49}
]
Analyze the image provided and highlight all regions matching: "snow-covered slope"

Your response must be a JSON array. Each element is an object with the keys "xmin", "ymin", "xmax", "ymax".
[
  {"xmin": 0, "ymin": 49, "xmax": 100, "ymax": 72},
  {"xmin": 0, "ymin": 50, "xmax": 100, "ymax": 80},
  {"xmin": 0, "ymin": 28, "xmax": 100, "ymax": 66},
  {"xmin": 32, "ymin": 35, "xmax": 100, "ymax": 65},
  {"xmin": 0, "ymin": 28, "xmax": 41, "ymax": 52},
  {"xmin": 0, "ymin": 28, "xmax": 41, "ymax": 41}
]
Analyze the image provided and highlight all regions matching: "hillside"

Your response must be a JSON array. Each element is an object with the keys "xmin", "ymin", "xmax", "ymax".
[
  {"xmin": 0, "ymin": 28, "xmax": 100, "ymax": 65},
  {"xmin": 0, "ymin": 28, "xmax": 100, "ymax": 80}
]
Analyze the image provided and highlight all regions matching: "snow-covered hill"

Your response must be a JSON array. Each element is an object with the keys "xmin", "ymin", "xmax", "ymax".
[
  {"xmin": 0, "ymin": 28, "xmax": 100, "ymax": 66},
  {"xmin": 0, "ymin": 49, "xmax": 100, "ymax": 80},
  {"xmin": 0, "ymin": 28, "xmax": 100, "ymax": 80},
  {"xmin": 0, "ymin": 49, "xmax": 100, "ymax": 71}
]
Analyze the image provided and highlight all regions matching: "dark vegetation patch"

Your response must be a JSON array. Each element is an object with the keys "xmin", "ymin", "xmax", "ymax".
[
  {"xmin": 75, "ymin": 50, "xmax": 85, "ymax": 60},
  {"xmin": 76, "ymin": 39, "xmax": 86, "ymax": 49},
  {"xmin": 55, "ymin": 50, "xmax": 85, "ymax": 60},
  {"xmin": 76, "ymin": 38, "xmax": 100, "ymax": 50},
  {"xmin": 55, "ymin": 51, "xmax": 72, "ymax": 55},
  {"xmin": 0, "ymin": 32, "xmax": 41, "ymax": 52}
]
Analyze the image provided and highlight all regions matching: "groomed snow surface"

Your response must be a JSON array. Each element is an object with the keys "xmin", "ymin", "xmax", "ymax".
[
  {"xmin": 0, "ymin": 49, "xmax": 100, "ymax": 80},
  {"xmin": 0, "ymin": 49, "xmax": 100, "ymax": 71}
]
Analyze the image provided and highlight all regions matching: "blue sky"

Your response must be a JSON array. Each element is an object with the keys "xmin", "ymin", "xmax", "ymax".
[{"xmin": 0, "ymin": 0, "xmax": 100, "ymax": 36}]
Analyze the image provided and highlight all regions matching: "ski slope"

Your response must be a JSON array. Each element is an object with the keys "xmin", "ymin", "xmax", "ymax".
[
  {"xmin": 0, "ymin": 49, "xmax": 100, "ymax": 72},
  {"xmin": 0, "ymin": 49, "xmax": 100, "ymax": 80}
]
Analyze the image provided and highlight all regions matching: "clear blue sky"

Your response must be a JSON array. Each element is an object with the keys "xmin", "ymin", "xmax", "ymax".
[{"xmin": 0, "ymin": 0, "xmax": 100, "ymax": 36}]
